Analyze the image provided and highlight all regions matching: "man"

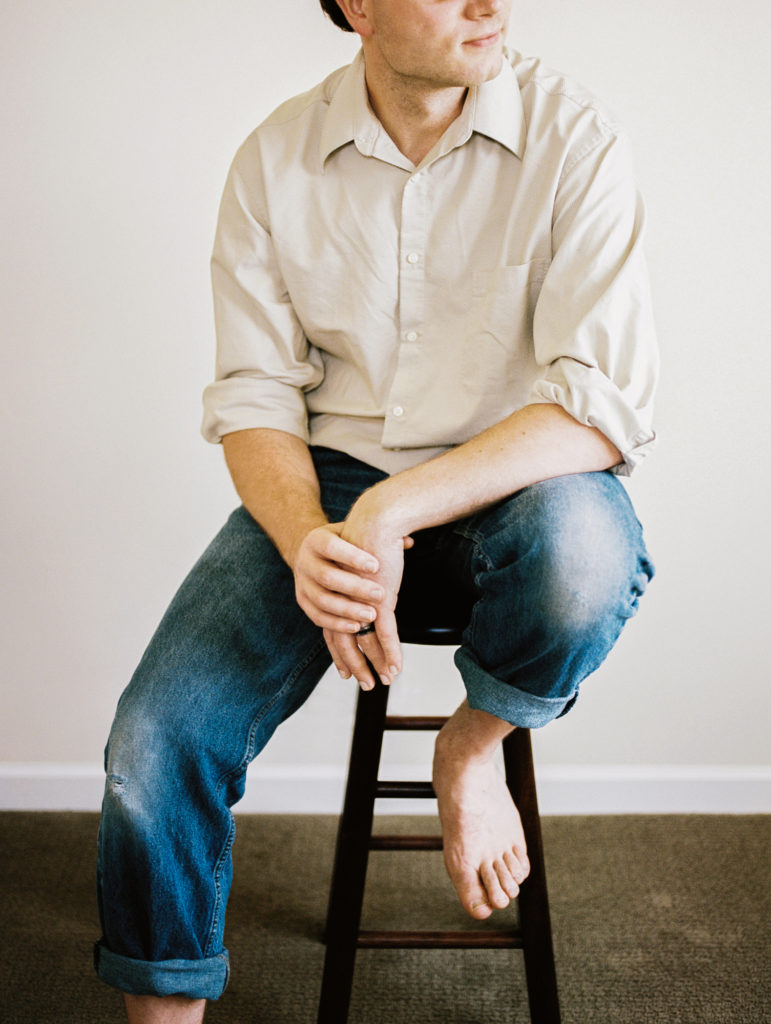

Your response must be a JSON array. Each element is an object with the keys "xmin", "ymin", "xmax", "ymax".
[{"xmin": 95, "ymin": 1, "xmax": 657, "ymax": 1020}]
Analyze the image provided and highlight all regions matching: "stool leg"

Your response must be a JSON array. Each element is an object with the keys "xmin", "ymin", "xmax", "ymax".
[
  {"xmin": 503, "ymin": 729, "xmax": 561, "ymax": 1024},
  {"xmin": 318, "ymin": 681, "xmax": 390, "ymax": 1024}
]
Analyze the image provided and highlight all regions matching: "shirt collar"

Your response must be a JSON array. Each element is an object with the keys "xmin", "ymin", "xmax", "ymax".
[
  {"xmin": 319, "ymin": 48, "xmax": 526, "ymax": 170},
  {"xmin": 468, "ymin": 50, "xmax": 526, "ymax": 159},
  {"xmin": 320, "ymin": 51, "xmax": 385, "ymax": 167}
]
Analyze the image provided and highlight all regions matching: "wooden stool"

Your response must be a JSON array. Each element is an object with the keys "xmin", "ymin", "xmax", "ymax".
[{"xmin": 317, "ymin": 613, "xmax": 561, "ymax": 1023}]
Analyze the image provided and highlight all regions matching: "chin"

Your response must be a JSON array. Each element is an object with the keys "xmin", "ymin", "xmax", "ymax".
[{"xmin": 464, "ymin": 53, "xmax": 503, "ymax": 85}]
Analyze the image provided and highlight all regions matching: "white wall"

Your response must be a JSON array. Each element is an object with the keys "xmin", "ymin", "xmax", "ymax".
[{"xmin": 2, "ymin": 1, "xmax": 769, "ymax": 812}]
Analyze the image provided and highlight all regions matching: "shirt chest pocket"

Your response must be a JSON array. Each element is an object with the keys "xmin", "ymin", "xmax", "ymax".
[{"xmin": 470, "ymin": 259, "xmax": 550, "ymax": 349}]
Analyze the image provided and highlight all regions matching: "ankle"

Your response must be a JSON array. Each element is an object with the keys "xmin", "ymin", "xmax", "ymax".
[
  {"xmin": 124, "ymin": 994, "xmax": 206, "ymax": 1024},
  {"xmin": 434, "ymin": 701, "xmax": 513, "ymax": 767}
]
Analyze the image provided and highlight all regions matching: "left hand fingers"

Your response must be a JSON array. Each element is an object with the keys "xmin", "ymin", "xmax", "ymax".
[
  {"xmin": 352, "ymin": 608, "xmax": 403, "ymax": 688},
  {"xmin": 324, "ymin": 628, "xmax": 353, "ymax": 681},
  {"xmin": 326, "ymin": 628, "xmax": 391, "ymax": 691},
  {"xmin": 360, "ymin": 607, "xmax": 402, "ymax": 683}
]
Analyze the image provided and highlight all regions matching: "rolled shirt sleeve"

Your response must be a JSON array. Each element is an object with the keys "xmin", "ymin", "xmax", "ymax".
[
  {"xmin": 529, "ymin": 131, "xmax": 658, "ymax": 474},
  {"xmin": 201, "ymin": 134, "xmax": 325, "ymax": 445}
]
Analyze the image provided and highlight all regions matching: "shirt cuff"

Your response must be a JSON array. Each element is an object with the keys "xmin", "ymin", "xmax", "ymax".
[
  {"xmin": 201, "ymin": 378, "xmax": 310, "ymax": 444},
  {"xmin": 529, "ymin": 361, "xmax": 657, "ymax": 475}
]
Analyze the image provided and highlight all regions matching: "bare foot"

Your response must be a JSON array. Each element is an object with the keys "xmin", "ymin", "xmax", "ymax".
[{"xmin": 432, "ymin": 702, "xmax": 530, "ymax": 920}]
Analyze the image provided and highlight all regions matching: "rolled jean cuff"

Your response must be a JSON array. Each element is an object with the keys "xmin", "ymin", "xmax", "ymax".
[
  {"xmin": 94, "ymin": 940, "xmax": 230, "ymax": 1000},
  {"xmin": 455, "ymin": 648, "xmax": 578, "ymax": 728}
]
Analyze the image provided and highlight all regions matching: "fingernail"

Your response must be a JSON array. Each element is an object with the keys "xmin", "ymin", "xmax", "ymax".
[
  {"xmin": 380, "ymin": 675, "xmax": 391, "ymax": 686},
  {"xmin": 389, "ymin": 666, "xmax": 400, "ymax": 677}
]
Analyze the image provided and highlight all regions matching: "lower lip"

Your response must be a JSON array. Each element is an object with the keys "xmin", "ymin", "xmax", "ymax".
[{"xmin": 464, "ymin": 31, "xmax": 501, "ymax": 48}]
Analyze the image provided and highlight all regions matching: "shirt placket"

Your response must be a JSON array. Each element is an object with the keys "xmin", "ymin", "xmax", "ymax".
[{"xmin": 382, "ymin": 169, "xmax": 429, "ymax": 449}]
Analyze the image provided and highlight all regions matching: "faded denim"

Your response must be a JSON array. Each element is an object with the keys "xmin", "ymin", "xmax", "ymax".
[{"xmin": 95, "ymin": 446, "xmax": 653, "ymax": 998}]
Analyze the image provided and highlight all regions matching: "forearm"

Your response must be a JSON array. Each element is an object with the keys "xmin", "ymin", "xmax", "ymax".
[
  {"xmin": 222, "ymin": 428, "xmax": 328, "ymax": 568},
  {"xmin": 347, "ymin": 404, "xmax": 621, "ymax": 540},
  {"xmin": 223, "ymin": 427, "xmax": 385, "ymax": 640}
]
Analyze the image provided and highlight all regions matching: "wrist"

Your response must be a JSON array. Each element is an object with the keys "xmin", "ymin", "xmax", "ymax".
[
  {"xmin": 347, "ymin": 479, "xmax": 412, "ymax": 541},
  {"xmin": 282, "ymin": 513, "xmax": 329, "ymax": 570}
]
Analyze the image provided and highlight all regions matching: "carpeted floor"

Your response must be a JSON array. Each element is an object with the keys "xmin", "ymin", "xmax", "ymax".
[{"xmin": 0, "ymin": 813, "xmax": 768, "ymax": 1023}]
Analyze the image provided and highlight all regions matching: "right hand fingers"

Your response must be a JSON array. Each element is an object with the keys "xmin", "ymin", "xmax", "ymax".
[
  {"xmin": 304, "ymin": 563, "xmax": 385, "ymax": 606},
  {"xmin": 307, "ymin": 525, "xmax": 380, "ymax": 575},
  {"xmin": 295, "ymin": 525, "xmax": 386, "ymax": 631},
  {"xmin": 295, "ymin": 575, "xmax": 381, "ymax": 632}
]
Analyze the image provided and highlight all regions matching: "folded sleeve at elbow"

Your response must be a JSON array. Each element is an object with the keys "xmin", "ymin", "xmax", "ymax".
[
  {"xmin": 201, "ymin": 376, "xmax": 313, "ymax": 445},
  {"xmin": 529, "ymin": 360, "xmax": 657, "ymax": 475}
]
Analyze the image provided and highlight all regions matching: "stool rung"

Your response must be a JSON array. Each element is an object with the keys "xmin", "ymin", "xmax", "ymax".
[
  {"xmin": 370, "ymin": 834, "xmax": 443, "ymax": 850},
  {"xmin": 385, "ymin": 715, "xmax": 448, "ymax": 730},
  {"xmin": 357, "ymin": 929, "xmax": 523, "ymax": 949},
  {"xmin": 376, "ymin": 780, "xmax": 435, "ymax": 798}
]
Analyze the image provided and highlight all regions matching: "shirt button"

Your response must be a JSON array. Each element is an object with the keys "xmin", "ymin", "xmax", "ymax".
[
  {"xmin": 392, "ymin": 406, "xmax": 404, "ymax": 417},
  {"xmin": 405, "ymin": 330, "xmax": 418, "ymax": 342},
  {"xmin": 406, "ymin": 252, "xmax": 420, "ymax": 264}
]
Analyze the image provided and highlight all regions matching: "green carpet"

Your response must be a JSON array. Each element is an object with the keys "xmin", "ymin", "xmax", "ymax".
[{"xmin": 1, "ymin": 813, "xmax": 768, "ymax": 1023}]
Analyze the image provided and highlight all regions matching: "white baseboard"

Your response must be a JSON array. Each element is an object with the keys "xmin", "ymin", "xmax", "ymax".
[{"xmin": 1, "ymin": 762, "xmax": 769, "ymax": 814}]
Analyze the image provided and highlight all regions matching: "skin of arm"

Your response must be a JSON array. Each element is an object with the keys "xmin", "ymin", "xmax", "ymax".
[
  {"xmin": 222, "ymin": 428, "xmax": 389, "ymax": 639},
  {"xmin": 223, "ymin": 405, "xmax": 621, "ymax": 689},
  {"xmin": 325, "ymin": 402, "xmax": 621, "ymax": 686}
]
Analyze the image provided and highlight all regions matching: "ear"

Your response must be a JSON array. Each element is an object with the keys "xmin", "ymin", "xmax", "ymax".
[{"xmin": 335, "ymin": 0, "xmax": 375, "ymax": 38}]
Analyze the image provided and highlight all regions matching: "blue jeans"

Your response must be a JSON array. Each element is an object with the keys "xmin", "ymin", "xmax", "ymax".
[{"xmin": 95, "ymin": 447, "xmax": 653, "ymax": 999}]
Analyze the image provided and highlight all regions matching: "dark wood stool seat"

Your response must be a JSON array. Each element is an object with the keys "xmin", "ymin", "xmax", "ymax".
[{"xmin": 317, "ymin": 611, "xmax": 561, "ymax": 1024}]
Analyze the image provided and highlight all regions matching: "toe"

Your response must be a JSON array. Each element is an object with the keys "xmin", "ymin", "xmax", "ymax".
[
  {"xmin": 495, "ymin": 858, "xmax": 521, "ymax": 900},
  {"xmin": 468, "ymin": 898, "xmax": 493, "ymax": 920},
  {"xmin": 453, "ymin": 864, "xmax": 494, "ymax": 919},
  {"xmin": 480, "ymin": 861, "xmax": 511, "ymax": 910},
  {"xmin": 515, "ymin": 845, "xmax": 530, "ymax": 881},
  {"xmin": 504, "ymin": 848, "xmax": 529, "ymax": 885}
]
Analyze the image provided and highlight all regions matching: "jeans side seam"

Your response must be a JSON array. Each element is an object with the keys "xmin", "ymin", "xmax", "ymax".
[
  {"xmin": 238, "ymin": 635, "xmax": 330, "ymax": 769},
  {"xmin": 203, "ymin": 635, "xmax": 329, "ymax": 958},
  {"xmin": 204, "ymin": 813, "xmax": 236, "ymax": 961},
  {"xmin": 452, "ymin": 522, "xmax": 493, "ymax": 653}
]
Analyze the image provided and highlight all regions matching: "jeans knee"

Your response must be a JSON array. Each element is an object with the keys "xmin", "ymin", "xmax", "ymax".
[
  {"xmin": 104, "ymin": 667, "xmax": 222, "ymax": 819},
  {"xmin": 103, "ymin": 700, "xmax": 174, "ymax": 823},
  {"xmin": 475, "ymin": 473, "xmax": 653, "ymax": 642},
  {"xmin": 456, "ymin": 474, "xmax": 653, "ymax": 714},
  {"xmin": 536, "ymin": 523, "xmax": 639, "ymax": 635}
]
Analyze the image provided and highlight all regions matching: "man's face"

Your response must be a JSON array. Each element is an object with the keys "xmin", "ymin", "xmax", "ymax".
[{"xmin": 363, "ymin": 0, "xmax": 512, "ymax": 91}]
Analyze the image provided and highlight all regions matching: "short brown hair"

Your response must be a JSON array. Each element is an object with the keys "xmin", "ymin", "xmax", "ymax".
[{"xmin": 319, "ymin": 0, "xmax": 354, "ymax": 32}]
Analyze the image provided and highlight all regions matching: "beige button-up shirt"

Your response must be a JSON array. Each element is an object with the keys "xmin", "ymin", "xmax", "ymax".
[{"xmin": 203, "ymin": 50, "xmax": 658, "ymax": 475}]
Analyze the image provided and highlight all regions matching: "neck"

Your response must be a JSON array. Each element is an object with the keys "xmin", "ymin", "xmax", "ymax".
[{"xmin": 363, "ymin": 56, "xmax": 467, "ymax": 166}]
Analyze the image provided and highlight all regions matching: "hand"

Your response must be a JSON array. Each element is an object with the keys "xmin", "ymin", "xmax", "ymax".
[
  {"xmin": 323, "ymin": 498, "xmax": 411, "ymax": 690},
  {"xmin": 292, "ymin": 522, "xmax": 385, "ymax": 634}
]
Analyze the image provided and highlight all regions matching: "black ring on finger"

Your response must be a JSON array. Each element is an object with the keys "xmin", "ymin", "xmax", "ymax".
[{"xmin": 356, "ymin": 622, "xmax": 376, "ymax": 636}]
